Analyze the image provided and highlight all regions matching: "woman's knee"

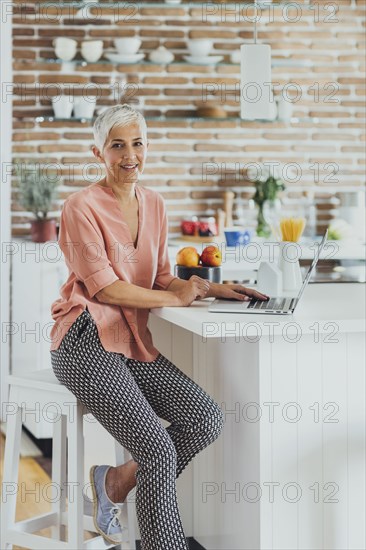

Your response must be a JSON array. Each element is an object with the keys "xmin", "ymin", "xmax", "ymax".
[{"xmin": 200, "ymin": 400, "xmax": 224, "ymax": 444}]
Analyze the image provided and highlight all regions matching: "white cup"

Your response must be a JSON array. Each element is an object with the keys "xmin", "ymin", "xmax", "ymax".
[
  {"xmin": 114, "ymin": 38, "xmax": 141, "ymax": 55},
  {"xmin": 277, "ymin": 95, "xmax": 293, "ymax": 121},
  {"xmin": 52, "ymin": 96, "xmax": 74, "ymax": 119},
  {"xmin": 53, "ymin": 37, "xmax": 77, "ymax": 49},
  {"xmin": 230, "ymin": 50, "xmax": 241, "ymax": 64},
  {"xmin": 54, "ymin": 46, "xmax": 77, "ymax": 61},
  {"xmin": 73, "ymin": 96, "xmax": 97, "ymax": 119},
  {"xmin": 187, "ymin": 39, "xmax": 213, "ymax": 57},
  {"xmin": 81, "ymin": 40, "xmax": 103, "ymax": 62},
  {"xmin": 53, "ymin": 37, "xmax": 77, "ymax": 61}
]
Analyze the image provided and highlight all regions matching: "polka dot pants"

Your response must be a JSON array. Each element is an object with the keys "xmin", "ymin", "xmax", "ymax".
[{"xmin": 50, "ymin": 308, "xmax": 224, "ymax": 550}]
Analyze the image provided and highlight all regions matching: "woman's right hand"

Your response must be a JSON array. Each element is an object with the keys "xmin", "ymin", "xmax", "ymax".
[{"xmin": 175, "ymin": 275, "xmax": 210, "ymax": 306}]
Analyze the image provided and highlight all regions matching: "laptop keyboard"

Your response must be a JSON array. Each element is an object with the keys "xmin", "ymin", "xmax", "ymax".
[{"xmin": 248, "ymin": 298, "xmax": 287, "ymax": 310}]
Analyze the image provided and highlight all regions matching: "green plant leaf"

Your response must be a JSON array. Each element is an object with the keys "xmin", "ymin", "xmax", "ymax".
[{"xmin": 15, "ymin": 162, "xmax": 60, "ymax": 220}]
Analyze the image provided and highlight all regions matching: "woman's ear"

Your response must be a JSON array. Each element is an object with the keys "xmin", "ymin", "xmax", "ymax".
[
  {"xmin": 146, "ymin": 140, "xmax": 150, "ymax": 150},
  {"xmin": 92, "ymin": 145, "xmax": 103, "ymax": 162}
]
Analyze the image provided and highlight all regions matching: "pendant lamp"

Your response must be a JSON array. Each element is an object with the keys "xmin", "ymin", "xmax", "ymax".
[{"xmin": 240, "ymin": 4, "xmax": 273, "ymax": 120}]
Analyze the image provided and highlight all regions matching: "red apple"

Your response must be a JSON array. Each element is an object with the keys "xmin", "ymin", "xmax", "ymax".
[
  {"xmin": 200, "ymin": 245, "xmax": 222, "ymax": 267},
  {"xmin": 176, "ymin": 246, "xmax": 200, "ymax": 267}
]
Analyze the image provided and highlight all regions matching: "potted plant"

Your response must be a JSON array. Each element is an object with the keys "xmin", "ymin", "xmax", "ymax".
[
  {"xmin": 15, "ymin": 161, "xmax": 60, "ymax": 243},
  {"xmin": 248, "ymin": 165, "xmax": 286, "ymax": 238}
]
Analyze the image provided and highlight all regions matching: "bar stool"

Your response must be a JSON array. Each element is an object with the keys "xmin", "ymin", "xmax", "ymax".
[{"xmin": 1, "ymin": 369, "xmax": 137, "ymax": 549}]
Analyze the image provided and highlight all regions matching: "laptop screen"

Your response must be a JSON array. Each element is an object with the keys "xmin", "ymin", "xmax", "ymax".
[{"xmin": 295, "ymin": 229, "xmax": 328, "ymax": 303}]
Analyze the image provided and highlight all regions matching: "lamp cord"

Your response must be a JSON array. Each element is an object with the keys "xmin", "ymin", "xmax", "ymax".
[{"xmin": 254, "ymin": 3, "xmax": 258, "ymax": 44}]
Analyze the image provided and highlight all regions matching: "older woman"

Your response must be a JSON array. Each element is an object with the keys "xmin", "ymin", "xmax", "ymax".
[{"xmin": 50, "ymin": 104, "xmax": 267, "ymax": 549}]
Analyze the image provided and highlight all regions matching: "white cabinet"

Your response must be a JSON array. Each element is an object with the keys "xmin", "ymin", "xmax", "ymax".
[
  {"xmin": 11, "ymin": 239, "xmax": 68, "ymax": 437},
  {"xmin": 148, "ymin": 310, "xmax": 366, "ymax": 550}
]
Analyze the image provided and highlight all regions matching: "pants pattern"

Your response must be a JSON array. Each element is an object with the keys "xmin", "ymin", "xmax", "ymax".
[{"xmin": 50, "ymin": 308, "xmax": 224, "ymax": 550}]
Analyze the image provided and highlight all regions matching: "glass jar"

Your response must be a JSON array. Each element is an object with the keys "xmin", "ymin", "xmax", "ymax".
[{"xmin": 198, "ymin": 216, "xmax": 218, "ymax": 237}]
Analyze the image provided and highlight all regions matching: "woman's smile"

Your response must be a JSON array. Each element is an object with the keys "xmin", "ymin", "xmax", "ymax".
[{"xmin": 119, "ymin": 162, "xmax": 138, "ymax": 171}]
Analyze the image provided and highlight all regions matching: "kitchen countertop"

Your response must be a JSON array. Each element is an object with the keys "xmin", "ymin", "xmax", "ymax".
[{"xmin": 151, "ymin": 282, "xmax": 365, "ymax": 337}]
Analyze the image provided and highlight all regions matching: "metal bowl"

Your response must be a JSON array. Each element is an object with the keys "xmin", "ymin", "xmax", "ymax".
[{"xmin": 174, "ymin": 265, "xmax": 222, "ymax": 283}]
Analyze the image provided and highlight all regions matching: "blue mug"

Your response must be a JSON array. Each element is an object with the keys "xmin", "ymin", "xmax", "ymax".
[{"xmin": 224, "ymin": 229, "xmax": 251, "ymax": 247}]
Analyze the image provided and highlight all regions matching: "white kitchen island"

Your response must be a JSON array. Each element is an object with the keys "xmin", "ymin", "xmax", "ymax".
[{"xmin": 148, "ymin": 282, "xmax": 365, "ymax": 550}]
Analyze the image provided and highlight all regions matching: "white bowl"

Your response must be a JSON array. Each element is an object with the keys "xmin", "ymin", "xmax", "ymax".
[
  {"xmin": 53, "ymin": 37, "xmax": 77, "ymax": 49},
  {"xmin": 149, "ymin": 46, "xmax": 174, "ymax": 64},
  {"xmin": 81, "ymin": 40, "xmax": 103, "ymax": 63},
  {"xmin": 81, "ymin": 51, "xmax": 103, "ymax": 63},
  {"xmin": 230, "ymin": 50, "xmax": 241, "ymax": 64},
  {"xmin": 187, "ymin": 39, "xmax": 213, "ymax": 57},
  {"xmin": 55, "ymin": 46, "xmax": 77, "ymax": 62},
  {"xmin": 114, "ymin": 38, "xmax": 141, "ymax": 55}
]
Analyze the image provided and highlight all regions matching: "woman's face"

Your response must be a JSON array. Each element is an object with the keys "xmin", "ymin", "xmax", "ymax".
[{"xmin": 94, "ymin": 123, "xmax": 148, "ymax": 184}]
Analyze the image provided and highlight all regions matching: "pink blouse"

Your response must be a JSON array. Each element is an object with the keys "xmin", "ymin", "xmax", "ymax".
[{"xmin": 50, "ymin": 182, "xmax": 178, "ymax": 361}]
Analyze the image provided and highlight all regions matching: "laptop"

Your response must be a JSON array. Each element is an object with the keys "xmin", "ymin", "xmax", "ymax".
[{"xmin": 208, "ymin": 229, "xmax": 328, "ymax": 315}]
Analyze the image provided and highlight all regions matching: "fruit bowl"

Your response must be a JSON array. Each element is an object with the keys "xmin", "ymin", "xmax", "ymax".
[{"xmin": 174, "ymin": 265, "xmax": 222, "ymax": 283}]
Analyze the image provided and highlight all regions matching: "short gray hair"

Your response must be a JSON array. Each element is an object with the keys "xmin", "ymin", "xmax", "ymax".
[{"xmin": 93, "ymin": 104, "xmax": 147, "ymax": 151}]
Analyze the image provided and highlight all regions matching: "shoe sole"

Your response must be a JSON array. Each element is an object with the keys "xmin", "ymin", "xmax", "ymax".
[{"xmin": 89, "ymin": 464, "xmax": 123, "ymax": 545}]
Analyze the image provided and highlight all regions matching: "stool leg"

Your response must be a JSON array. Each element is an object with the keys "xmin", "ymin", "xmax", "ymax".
[
  {"xmin": 51, "ymin": 413, "xmax": 67, "ymax": 541},
  {"xmin": 114, "ymin": 442, "xmax": 137, "ymax": 550},
  {"xmin": 1, "ymin": 399, "xmax": 22, "ymax": 550},
  {"xmin": 67, "ymin": 401, "xmax": 84, "ymax": 548}
]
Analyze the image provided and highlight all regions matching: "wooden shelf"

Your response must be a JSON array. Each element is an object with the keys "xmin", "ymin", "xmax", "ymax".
[
  {"xmin": 29, "ymin": 115, "xmax": 312, "ymax": 124},
  {"xmin": 33, "ymin": 57, "xmax": 312, "ymax": 68},
  {"xmin": 171, "ymin": 235, "xmax": 223, "ymax": 244}
]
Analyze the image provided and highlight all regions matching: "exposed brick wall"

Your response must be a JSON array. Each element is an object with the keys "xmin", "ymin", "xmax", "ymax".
[{"xmin": 11, "ymin": 0, "xmax": 366, "ymax": 237}]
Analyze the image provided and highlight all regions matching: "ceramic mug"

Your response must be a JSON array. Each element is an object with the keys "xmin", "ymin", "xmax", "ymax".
[
  {"xmin": 277, "ymin": 96, "xmax": 293, "ymax": 121},
  {"xmin": 53, "ymin": 37, "xmax": 77, "ymax": 61},
  {"xmin": 224, "ymin": 228, "xmax": 251, "ymax": 246},
  {"xmin": 52, "ymin": 96, "xmax": 74, "ymax": 119},
  {"xmin": 230, "ymin": 50, "xmax": 241, "ymax": 64},
  {"xmin": 81, "ymin": 40, "xmax": 103, "ymax": 63},
  {"xmin": 53, "ymin": 37, "xmax": 77, "ymax": 49},
  {"xmin": 187, "ymin": 39, "xmax": 213, "ymax": 57},
  {"xmin": 114, "ymin": 38, "xmax": 141, "ymax": 55},
  {"xmin": 73, "ymin": 96, "xmax": 97, "ymax": 119}
]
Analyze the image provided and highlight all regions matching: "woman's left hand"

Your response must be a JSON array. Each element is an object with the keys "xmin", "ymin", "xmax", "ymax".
[{"xmin": 210, "ymin": 282, "xmax": 269, "ymax": 302}]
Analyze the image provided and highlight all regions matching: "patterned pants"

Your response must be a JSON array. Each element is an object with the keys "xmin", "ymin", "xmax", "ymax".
[{"xmin": 50, "ymin": 308, "xmax": 224, "ymax": 550}]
